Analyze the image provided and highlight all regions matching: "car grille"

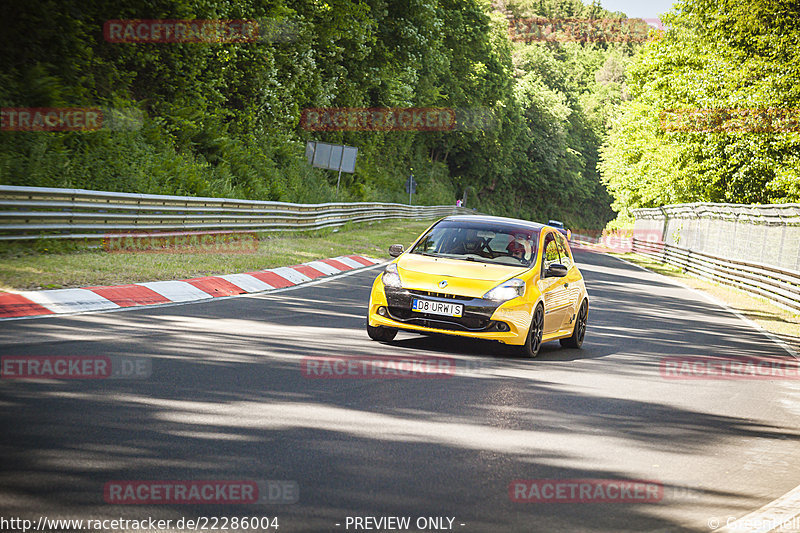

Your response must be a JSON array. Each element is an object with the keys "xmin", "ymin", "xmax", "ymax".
[
  {"xmin": 384, "ymin": 287, "xmax": 502, "ymax": 332},
  {"xmin": 408, "ymin": 290, "xmax": 473, "ymax": 301},
  {"xmin": 387, "ymin": 307, "xmax": 492, "ymax": 331}
]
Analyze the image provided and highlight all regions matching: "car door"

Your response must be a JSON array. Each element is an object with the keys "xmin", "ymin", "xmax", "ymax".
[
  {"xmin": 539, "ymin": 232, "xmax": 571, "ymax": 335},
  {"xmin": 555, "ymin": 232, "xmax": 580, "ymax": 327}
]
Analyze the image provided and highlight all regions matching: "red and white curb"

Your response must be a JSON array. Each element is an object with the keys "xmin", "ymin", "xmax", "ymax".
[{"xmin": 0, "ymin": 255, "xmax": 382, "ymax": 319}]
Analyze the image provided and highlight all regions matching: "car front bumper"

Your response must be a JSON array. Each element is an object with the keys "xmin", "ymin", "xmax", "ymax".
[{"xmin": 367, "ymin": 278, "xmax": 534, "ymax": 345}]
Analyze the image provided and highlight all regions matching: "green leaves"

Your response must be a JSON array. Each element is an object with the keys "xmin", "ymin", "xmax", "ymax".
[
  {"xmin": 600, "ymin": 0, "xmax": 800, "ymax": 216},
  {"xmin": 2, "ymin": 0, "xmax": 631, "ymax": 228}
]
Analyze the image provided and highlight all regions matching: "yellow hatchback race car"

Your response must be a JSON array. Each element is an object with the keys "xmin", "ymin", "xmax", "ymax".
[{"xmin": 367, "ymin": 215, "xmax": 588, "ymax": 357}]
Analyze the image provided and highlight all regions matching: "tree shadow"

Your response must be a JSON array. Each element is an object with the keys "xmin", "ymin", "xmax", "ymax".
[{"xmin": 0, "ymin": 262, "xmax": 798, "ymax": 532}]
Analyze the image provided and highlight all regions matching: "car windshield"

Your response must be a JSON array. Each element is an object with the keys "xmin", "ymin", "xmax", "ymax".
[{"xmin": 410, "ymin": 220, "xmax": 539, "ymax": 267}]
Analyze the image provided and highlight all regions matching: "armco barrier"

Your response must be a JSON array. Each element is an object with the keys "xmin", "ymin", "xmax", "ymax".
[
  {"xmin": 632, "ymin": 239, "xmax": 800, "ymax": 313},
  {"xmin": 632, "ymin": 203, "xmax": 800, "ymax": 272},
  {"xmin": 0, "ymin": 186, "xmax": 473, "ymax": 240},
  {"xmin": 631, "ymin": 202, "xmax": 800, "ymax": 313}
]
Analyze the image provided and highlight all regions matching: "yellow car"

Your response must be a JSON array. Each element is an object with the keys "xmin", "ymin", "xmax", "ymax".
[{"xmin": 367, "ymin": 215, "xmax": 588, "ymax": 357}]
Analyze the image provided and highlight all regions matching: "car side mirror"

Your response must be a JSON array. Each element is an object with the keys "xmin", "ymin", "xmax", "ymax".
[
  {"xmin": 388, "ymin": 244, "xmax": 405, "ymax": 257},
  {"xmin": 545, "ymin": 263, "xmax": 568, "ymax": 278}
]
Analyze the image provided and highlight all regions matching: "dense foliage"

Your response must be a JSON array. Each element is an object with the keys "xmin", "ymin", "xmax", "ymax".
[
  {"xmin": 599, "ymin": 0, "xmax": 800, "ymax": 222},
  {"xmin": 1, "ymin": 0, "xmax": 663, "ymax": 229}
]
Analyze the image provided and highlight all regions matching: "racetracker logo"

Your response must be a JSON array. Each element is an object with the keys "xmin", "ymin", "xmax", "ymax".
[
  {"xmin": 661, "ymin": 356, "xmax": 800, "ymax": 380},
  {"xmin": 660, "ymin": 108, "xmax": 800, "ymax": 133},
  {"xmin": 301, "ymin": 356, "xmax": 456, "ymax": 379},
  {"xmin": 103, "ymin": 480, "xmax": 298, "ymax": 504},
  {"xmin": 509, "ymin": 479, "xmax": 663, "ymax": 503},
  {"xmin": 103, "ymin": 231, "xmax": 258, "ymax": 254},
  {"xmin": 1, "ymin": 108, "xmax": 143, "ymax": 132},
  {"xmin": 1, "ymin": 356, "xmax": 151, "ymax": 380},
  {"xmin": 569, "ymin": 229, "xmax": 663, "ymax": 254},
  {"xmin": 103, "ymin": 19, "xmax": 298, "ymax": 44},
  {"xmin": 299, "ymin": 107, "xmax": 497, "ymax": 132},
  {"xmin": 105, "ymin": 19, "xmax": 257, "ymax": 43},
  {"xmin": 508, "ymin": 17, "xmax": 663, "ymax": 43}
]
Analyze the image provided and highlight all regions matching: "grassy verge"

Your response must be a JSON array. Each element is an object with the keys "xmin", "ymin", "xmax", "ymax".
[
  {"xmin": 611, "ymin": 252, "xmax": 800, "ymax": 354},
  {"xmin": 0, "ymin": 219, "xmax": 438, "ymax": 291}
]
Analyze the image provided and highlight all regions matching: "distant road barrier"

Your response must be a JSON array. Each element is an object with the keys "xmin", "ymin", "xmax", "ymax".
[
  {"xmin": 0, "ymin": 185, "xmax": 472, "ymax": 241},
  {"xmin": 631, "ymin": 203, "xmax": 800, "ymax": 313}
]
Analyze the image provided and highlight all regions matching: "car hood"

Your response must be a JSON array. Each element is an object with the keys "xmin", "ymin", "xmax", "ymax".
[{"xmin": 396, "ymin": 254, "xmax": 529, "ymax": 297}]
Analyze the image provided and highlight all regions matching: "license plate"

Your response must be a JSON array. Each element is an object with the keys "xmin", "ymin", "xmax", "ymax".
[{"xmin": 411, "ymin": 299, "xmax": 463, "ymax": 317}]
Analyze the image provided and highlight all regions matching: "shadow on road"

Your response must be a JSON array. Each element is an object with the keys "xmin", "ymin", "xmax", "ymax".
[{"xmin": 0, "ymin": 252, "xmax": 797, "ymax": 532}]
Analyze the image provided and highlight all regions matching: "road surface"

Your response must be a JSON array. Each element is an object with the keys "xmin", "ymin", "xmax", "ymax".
[{"xmin": 1, "ymin": 251, "xmax": 798, "ymax": 532}]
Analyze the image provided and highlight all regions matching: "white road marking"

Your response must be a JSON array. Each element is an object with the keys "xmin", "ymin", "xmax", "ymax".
[
  {"xmin": 20, "ymin": 288, "xmax": 119, "ymax": 314},
  {"xmin": 270, "ymin": 267, "xmax": 312, "ymax": 284},
  {"xmin": 306, "ymin": 260, "xmax": 341, "ymax": 275},
  {"xmin": 220, "ymin": 273, "xmax": 275, "ymax": 293},
  {"xmin": 138, "ymin": 281, "xmax": 213, "ymax": 302},
  {"xmin": 333, "ymin": 256, "xmax": 367, "ymax": 269}
]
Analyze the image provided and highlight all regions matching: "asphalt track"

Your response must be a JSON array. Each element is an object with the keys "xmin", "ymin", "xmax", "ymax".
[{"xmin": 1, "ymin": 250, "xmax": 799, "ymax": 532}]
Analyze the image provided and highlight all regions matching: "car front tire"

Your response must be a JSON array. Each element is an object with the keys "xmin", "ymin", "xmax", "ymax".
[
  {"xmin": 367, "ymin": 324, "xmax": 398, "ymax": 342},
  {"xmin": 560, "ymin": 299, "xmax": 588, "ymax": 349},
  {"xmin": 522, "ymin": 304, "xmax": 544, "ymax": 358}
]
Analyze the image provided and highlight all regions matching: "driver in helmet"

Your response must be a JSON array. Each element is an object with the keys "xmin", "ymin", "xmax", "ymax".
[{"xmin": 507, "ymin": 232, "xmax": 532, "ymax": 262}]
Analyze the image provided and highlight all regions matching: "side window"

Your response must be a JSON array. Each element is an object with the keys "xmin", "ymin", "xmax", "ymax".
[
  {"xmin": 556, "ymin": 234, "xmax": 573, "ymax": 270},
  {"xmin": 542, "ymin": 234, "xmax": 560, "ymax": 272}
]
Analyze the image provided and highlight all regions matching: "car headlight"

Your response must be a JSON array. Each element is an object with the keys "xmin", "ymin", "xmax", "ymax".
[
  {"xmin": 483, "ymin": 278, "xmax": 525, "ymax": 302},
  {"xmin": 382, "ymin": 262, "xmax": 403, "ymax": 288}
]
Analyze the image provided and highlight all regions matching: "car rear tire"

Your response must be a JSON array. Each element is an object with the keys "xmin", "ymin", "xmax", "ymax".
[
  {"xmin": 522, "ymin": 304, "xmax": 544, "ymax": 358},
  {"xmin": 560, "ymin": 299, "xmax": 588, "ymax": 349},
  {"xmin": 367, "ymin": 324, "xmax": 398, "ymax": 342}
]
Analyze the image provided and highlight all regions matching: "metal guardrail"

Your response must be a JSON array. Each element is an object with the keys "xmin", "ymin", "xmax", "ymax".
[
  {"xmin": 0, "ymin": 185, "xmax": 474, "ymax": 240},
  {"xmin": 632, "ymin": 238, "xmax": 800, "ymax": 313},
  {"xmin": 632, "ymin": 202, "xmax": 800, "ymax": 272},
  {"xmin": 631, "ymin": 201, "xmax": 800, "ymax": 311},
  {"xmin": 633, "ymin": 202, "xmax": 800, "ymax": 226}
]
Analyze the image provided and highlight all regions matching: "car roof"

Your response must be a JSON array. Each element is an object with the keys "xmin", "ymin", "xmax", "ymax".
[{"xmin": 441, "ymin": 214, "xmax": 548, "ymax": 232}]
